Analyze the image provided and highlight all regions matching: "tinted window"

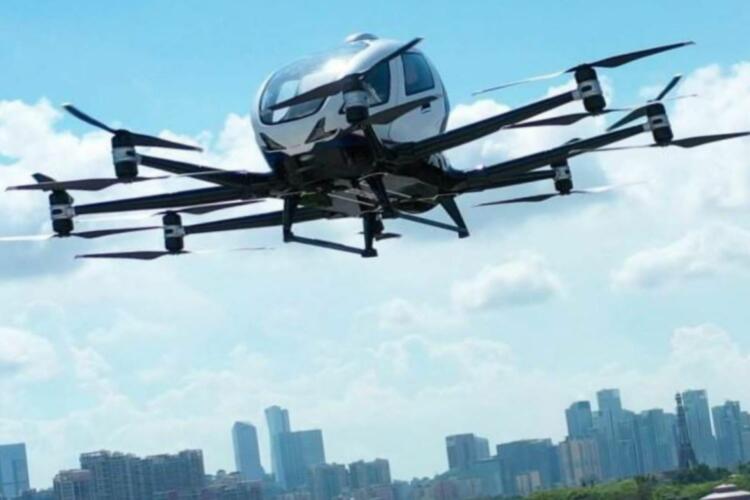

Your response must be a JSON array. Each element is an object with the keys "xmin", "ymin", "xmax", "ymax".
[
  {"xmin": 402, "ymin": 53, "xmax": 435, "ymax": 95},
  {"xmin": 363, "ymin": 61, "xmax": 390, "ymax": 105}
]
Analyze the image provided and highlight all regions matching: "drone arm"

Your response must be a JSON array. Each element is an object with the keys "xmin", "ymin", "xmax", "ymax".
[
  {"xmin": 74, "ymin": 186, "xmax": 252, "ymax": 216},
  {"xmin": 458, "ymin": 123, "xmax": 646, "ymax": 187},
  {"xmin": 392, "ymin": 91, "xmax": 577, "ymax": 161},
  {"xmin": 184, "ymin": 207, "xmax": 338, "ymax": 235},
  {"xmin": 138, "ymin": 154, "xmax": 275, "ymax": 190}
]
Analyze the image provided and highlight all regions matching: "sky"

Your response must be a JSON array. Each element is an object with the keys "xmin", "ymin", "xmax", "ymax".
[{"xmin": 1, "ymin": 0, "xmax": 750, "ymax": 489}]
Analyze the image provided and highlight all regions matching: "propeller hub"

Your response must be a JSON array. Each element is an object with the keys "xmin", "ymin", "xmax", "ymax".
[
  {"xmin": 552, "ymin": 160, "xmax": 573, "ymax": 194},
  {"xmin": 111, "ymin": 132, "xmax": 140, "ymax": 179},
  {"xmin": 645, "ymin": 102, "xmax": 673, "ymax": 145},
  {"xmin": 49, "ymin": 191, "xmax": 75, "ymax": 236},
  {"xmin": 162, "ymin": 212, "xmax": 185, "ymax": 253},
  {"xmin": 574, "ymin": 67, "xmax": 606, "ymax": 114}
]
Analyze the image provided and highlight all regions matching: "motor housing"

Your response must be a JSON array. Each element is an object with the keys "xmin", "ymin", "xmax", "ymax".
[
  {"xmin": 162, "ymin": 211, "xmax": 185, "ymax": 253},
  {"xmin": 646, "ymin": 102, "xmax": 674, "ymax": 145},
  {"xmin": 49, "ymin": 190, "xmax": 74, "ymax": 236},
  {"xmin": 552, "ymin": 159, "xmax": 573, "ymax": 194},
  {"xmin": 575, "ymin": 66, "xmax": 606, "ymax": 114},
  {"xmin": 111, "ymin": 132, "xmax": 139, "ymax": 179}
]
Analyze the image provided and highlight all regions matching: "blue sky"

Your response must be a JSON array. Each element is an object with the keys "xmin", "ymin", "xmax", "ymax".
[{"xmin": 1, "ymin": 0, "xmax": 750, "ymax": 489}]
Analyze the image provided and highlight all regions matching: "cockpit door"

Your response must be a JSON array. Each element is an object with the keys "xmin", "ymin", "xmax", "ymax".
[{"xmin": 388, "ymin": 51, "xmax": 447, "ymax": 143}]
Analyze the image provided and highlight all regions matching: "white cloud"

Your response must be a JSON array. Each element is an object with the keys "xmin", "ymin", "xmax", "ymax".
[
  {"xmin": 451, "ymin": 254, "xmax": 563, "ymax": 310},
  {"xmin": 612, "ymin": 223, "xmax": 750, "ymax": 289},
  {"xmin": 0, "ymin": 327, "xmax": 59, "ymax": 380}
]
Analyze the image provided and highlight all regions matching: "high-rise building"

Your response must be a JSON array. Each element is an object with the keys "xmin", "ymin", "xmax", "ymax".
[
  {"xmin": 676, "ymin": 393, "xmax": 698, "ymax": 471},
  {"xmin": 445, "ymin": 434, "xmax": 490, "ymax": 471},
  {"xmin": 277, "ymin": 430, "xmax": 326, "ymax": 490},
  {"xmin": 635, "ymin": 409, "xmax": 677, "ymax": 474},
  {"xmin": 558, "ymin": 438, "xmax": 602, "ymax": 487},
  {"xmin": 80, "ymin": 450, "xmax": 149, "ymax": 500},
  {"xmin": 597, "ymin": 389, "xmax": 623, "ymax": 417},
  {"xmin": 144, "ymin": 449, "xmax": 205, "ymax": 498},
  {"xmin": 593, "ymin": 389, "xmax": 628, "ymax": 479},
  {"xmin": 681, "ymin": 390, "xmax": 719, "ymax": 467},
  {"xmin": 348, "ymin": 459, "xmax": 391, "ymax": 489},
  {"xmin": 565, "ymin": 402, "xmax": 594, "ymax": 439},
  {"xmin": 53, "ymin": 470, "xmax": 93, "ymax": 500},
  {"xmin": 712, "ymin": 401, "xmax": 746, "ymax": 469},
  {"xmin": 496, "ymin": 439, "xmax": 559, "ymax": 495},
  {"xmin": 0, "ymin": 443, "xmax": 31, "ymax": 499},
  {"xmin": 741, "ymin": 411, "xmax": 750, "ymax": 463},
  {"xmin": 80, "ymin": 449, "xmax": 205, "ymax": 500},
  {"xmin": 233, "ymin": 422, "xmax": 265, "ymax": 481},
  {"xmin": 265, "ymin": 406, "xmax": 291, "ymax": 483},
  {"xmin": 308, "ymin": 463, "xmax": 348, "ymax": 500}
]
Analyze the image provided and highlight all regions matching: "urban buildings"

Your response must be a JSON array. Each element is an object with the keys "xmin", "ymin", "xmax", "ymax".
[
  {"xmin": 53, "ymin": 470, "xmax": 93, "ymax": 500},
  {"xmin": 265, "ymin": 406, "xmax": 291, "ymax": 484},
  {"xmin": 79, "ymin": 449, "xmax": 205, "ymax": 500},
  {"xmin": 682, "ymin": 390, "xmax": 720, "ymax": 467},
  {"xmin": 233, "ymin": 422, "xmax": 265, "ymax": 481},
  {"xmin": 445, "ymin": 434, "xmax": 490, "ymax": 471},
  {"xmin": 8, "ymin": 392, "xmax": 750, "ymax": 500},
  {"xmin": 0, "ymin": 443, "xmax": 30, "ymax": 499}
]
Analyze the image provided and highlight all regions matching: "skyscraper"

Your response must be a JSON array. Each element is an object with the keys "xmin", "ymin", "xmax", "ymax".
[
  {"xmin": 265, "ymin": 406, "xmax": 291, "ymax": 483},
  {"xmin": 144, "ymin": 449, "xmax": 206, "ymax": 497},
  {"xmin": 565, "ymin": 402, "xmax": 594, "ymax": 439},
  {"xmin": 712, "ymin": 401, "xmax": 745, "ymax": 469},
  {"xmin": 681, "ymin": 390, "xmax": 719, "ymax": 467},
  {"xmin": 80, "ymin": 450, "xmax": 149, "ymax": 500},
  {"xmin": 53, "ymin": 470, "xmax": 93, "ymax": 500},
  {"xmin": 496, "ymin": 439, "xmax": 560, "ymax": 495},
  {"xmin": 676, "ymin": 393, "xmax": 698, "ymax": 471},
  {"xmin": 277, "ymin": 430, "xmax": 326, "ymax": 490},
  {"xmin": 635, "ymin": 409, "xmax": 677, "ymax": 474},
  {"xmin": 445, "ymin": 434, "xmax": 490, "ymax": 470},
  {"xmin": 0, "ymin": 443, "xmax": 30, "ymax": 499},
  {"xmin": 597, "ymin": 389, "xmax": 623, "ymax": 417},
  {"xmin": 594, "ymin": 389, "xmax": 626, "ymax": 479},
  {"xmin": 233, "ymin": 422, "xmax": 265, "ymax": 481}
]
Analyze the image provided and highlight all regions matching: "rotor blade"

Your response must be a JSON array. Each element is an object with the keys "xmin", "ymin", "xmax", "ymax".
[
  {"xmin": 508, "ymin": 113, "xmax": 592, "ymax": 128},
  {"xmin": 671, "ymin": 132, "xmax": 750, "ymax": 148},
  {"xmin": 62, "ymin": 103, "xmax": 116, "ymax": 133},
  {"xmin": 76, "ymin": 247, "xmax": 270, "ymax": 260},
  {"xmin": 6, "ymin": 177, "xmax": 155, "ymax": 192},
  {"xmin": 0, "ymin": 234, "xmax": 54, "ymax": 242},
  {"xmin": 571, "ymin": 145, "xmax": 656, "ymax": 154},
  {"xmin": 571, "ymin": 184, "xmax": 628, "ymax": 195},
  {"xmin": 472, "ymin": 70, "xmax": 566, "ymax": 95},
  {"xmin": 76, "ymin": 251, "xmax": 172, "ymax": 260},
  {"xmin": 575, "ymin": 41, "xmax": 695, "ymax": 70},
  {"xmin": 270, "ymin": 38, "xmax": 423, "ymax": 110},
  {"xmin": 473, "ymin": 42, "xmax": 693, "ymax": 96},
  {"xmin": 476, "ymin": 193, "xmax": 560, "ymax": 206},
  {"xmin": 71, "ymin": 226, "xmax": 161, "ymax": 239},
  {"xmin": 161, "ymin": 200, "xmax": 261, "ymax": 215},
  {"xmin": 607, "ymin": 106, "xmax": 648, "ymax": 131},
  {"xmin": 656, "ymin": 74, "xmax": 683, "ymax": 101},
  {"xmin": 130, "ymin": 133, "xmax": 202, "ymax": 152}
]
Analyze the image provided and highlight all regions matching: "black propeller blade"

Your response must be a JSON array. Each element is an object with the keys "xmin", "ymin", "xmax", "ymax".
[
  {"xmin": 576, "ymin": 132, "xmax": 750, "ymax": 153},
  {"xmin": 269, "ymin": 38, "xmax": 423, "ymax": 111},
  {"xmin": 476, "ymin": 185, "xmax": 624, "ymax": 206},
  {"xmin": 76, "ymin": 247, "xmax": 269, "ymax": 260},
  {"xmin": 6, "ymin": 169, "xmax": 249, "ymax": 192},
  {"xmin": 607, "ymin": 75, "xmax": 697, "ymax": 131},
  {"xmin": 0, "ymin": 226, "xmax": 160, "ymax": 242},
  {"xmin": 473, "ymin": 41, "xmax": 694, "ymax": 95},
  {"xmin": 63, "ymin": 104, "xmax": 202, "ymax": 151}
]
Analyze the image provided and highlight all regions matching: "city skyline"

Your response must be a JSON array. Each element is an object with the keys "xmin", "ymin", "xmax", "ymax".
[{"xmin": 5, "ymin": 387, "xmax": 749, "ymax": 496}]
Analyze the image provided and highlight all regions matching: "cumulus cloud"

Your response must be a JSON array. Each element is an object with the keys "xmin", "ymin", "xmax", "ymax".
[
  {"xmin": 612, "ymin": 223, "xmax": 750, "ymax": 289},
  {"xmin": 451, "ymin": 254, "xmax": 563, "ymax": 310},
  {"xmin": 0, "ymin": 327, "xmax": 59, "ymax": 380}
]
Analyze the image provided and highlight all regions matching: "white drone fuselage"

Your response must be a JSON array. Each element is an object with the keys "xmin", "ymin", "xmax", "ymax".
[
  {"xmin": 249, "ymin": 35, "xmax": 451, "ymax": 216},
  {"xmin": 251, "ymin": 35, "xmax": 449, "ymax": 155}
]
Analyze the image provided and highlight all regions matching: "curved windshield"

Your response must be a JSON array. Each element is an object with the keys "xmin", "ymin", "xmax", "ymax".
[{"xmin": 260, "ymin": 42, "xmax": 370, "ymax": 125}]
